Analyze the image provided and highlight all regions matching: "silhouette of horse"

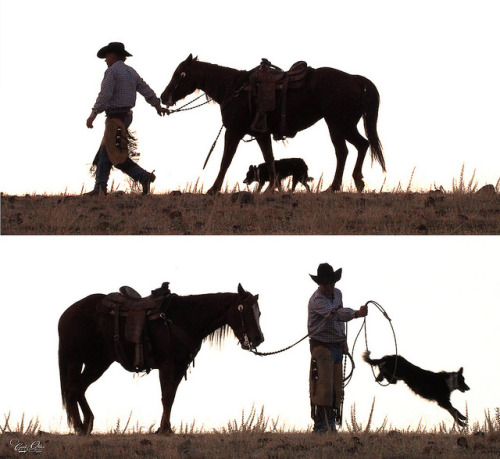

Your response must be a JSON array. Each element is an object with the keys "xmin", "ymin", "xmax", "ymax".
[
  {"xmin": 161, "ymin": 55, "xmax": 385, "ymax": 194},
  {"xmin": 58, "ymin": 283, "xmax": 264, "ymax": 434}
]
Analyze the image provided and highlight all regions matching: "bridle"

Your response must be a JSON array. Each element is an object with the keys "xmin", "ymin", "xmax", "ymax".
[
  {"xmin": 237, "ymin": 301, "xmax": 261, "ymax": 350},
  {"xmin": 163, "ymin": 63, "xmax": 253, "ymax": 168},
  {"xmin": 163, "ymin": 69, "xmax": 214, "ymax": 114}
]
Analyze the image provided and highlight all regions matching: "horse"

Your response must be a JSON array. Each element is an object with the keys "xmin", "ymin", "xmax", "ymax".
[
  {"xmin": 161, "ymin": 55, "xmax": 385, "ymax": 194},
  {"xmin": 58, "ymin": 283, "xmax": 264, "ymax": 434}
]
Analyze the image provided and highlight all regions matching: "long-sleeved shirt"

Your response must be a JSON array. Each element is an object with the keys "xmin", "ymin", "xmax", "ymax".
[
  {"xmin": 307, "ymin": 288, "xmax": 356, "ymax": 343},
  {"xmin": 91, "ymin": 60, "xmax": 161, "ymax": 116}
]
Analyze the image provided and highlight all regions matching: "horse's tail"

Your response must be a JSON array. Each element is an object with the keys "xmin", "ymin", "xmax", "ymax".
[
  {"xmin": 361, "ymin": 78, "xmax": 386, "ymax": 172},
  {"xmin": 58, "ymin": 340, "xmax": 70, "ymax": 412}
]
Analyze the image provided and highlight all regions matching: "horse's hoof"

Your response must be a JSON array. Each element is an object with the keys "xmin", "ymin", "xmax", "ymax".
[
  {"xmin": 354, "ymin": 179, "xmax": 365, "ymax": 192},
  {"xmin": 206, "ymin": 188, "xmax": 220, "ymax": 196}
]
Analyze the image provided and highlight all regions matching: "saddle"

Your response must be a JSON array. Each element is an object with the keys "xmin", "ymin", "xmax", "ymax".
[
  {"xmin": 98, "ymin": 282, "xmax": 172, "ymax": 372},
  {"xmin": 247, "ymin": 58, "xmax": 310, "ymax": 138}
]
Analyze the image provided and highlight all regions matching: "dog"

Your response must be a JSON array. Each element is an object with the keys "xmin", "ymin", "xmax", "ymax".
[
  {"xmin": 243, "ymin": 158, "xmax": 313, "ymax": 192},
  {"xmin": 362, "ymin": 351, "xmax": 470, "ymax": 426}
]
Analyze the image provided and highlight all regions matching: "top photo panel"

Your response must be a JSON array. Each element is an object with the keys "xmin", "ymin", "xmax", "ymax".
[{"xmin": 1, "ymin": 1, "xmax": 499, "ymax": 235}]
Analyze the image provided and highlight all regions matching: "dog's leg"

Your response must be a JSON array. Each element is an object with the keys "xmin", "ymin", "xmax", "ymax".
[{"xmin": 439, "ymin": 400, "xmax": 467, "ymax": 427}]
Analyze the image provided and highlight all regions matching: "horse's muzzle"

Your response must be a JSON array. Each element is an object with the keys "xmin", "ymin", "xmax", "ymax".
[
  {"xmin": 162, "ymin": 95, "xmax": 174, "ymax": 107},
  {"xmin": 241, "ymin": 333, "xmax": 264, "ymax": 350}
]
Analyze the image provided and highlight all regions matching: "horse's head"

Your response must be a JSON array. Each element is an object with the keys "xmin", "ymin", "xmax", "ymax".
[
  {"xmin": 228, "ymin": 283, "xmax": 264, "ymax": 350},
  {"xmin": 161, "ymin": 54, "xmax": 199, "ymax": 107}
]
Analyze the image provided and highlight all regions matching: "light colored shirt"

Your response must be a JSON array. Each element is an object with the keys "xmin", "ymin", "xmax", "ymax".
[
  {"xmin": 91, "ymin": 60, "xmax": 161, "ymax": 116},
  {"xmin": 308, "ymin": 287, "xmax": 356, "ymax": 343}
]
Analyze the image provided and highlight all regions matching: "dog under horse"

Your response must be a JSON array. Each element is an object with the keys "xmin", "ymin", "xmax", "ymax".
[
  {"xmin": 243, "ymin": 158, "xmax": 313, "ymax": 192},
  {"xmin": 362, "ymin": 351, "xmax": 470, "ymax": 427},
  {"xmin": 161, "ymin": 55, "xmax": 385, "ymax": 194}
]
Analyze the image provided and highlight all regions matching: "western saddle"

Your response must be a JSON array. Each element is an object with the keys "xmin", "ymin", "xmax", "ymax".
[
  {"xmin": 247, "ymin": 58, "xmax": 310, "ymax": 139},
  {"xmin": 98, "ymin": 282, "xmax": 172, "ymax": 372}
]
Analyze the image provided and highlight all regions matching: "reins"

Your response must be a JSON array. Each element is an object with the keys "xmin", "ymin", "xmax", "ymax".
[
  {"xmin": 166, "ymin": 93, "xmax": 213, "ymax": 114},
  {"xmin": 164, "ymin": 79, "xmax": 251, "ymax": 168}
]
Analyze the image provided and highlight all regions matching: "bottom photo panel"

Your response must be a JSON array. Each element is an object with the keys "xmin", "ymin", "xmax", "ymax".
[{"xmin": 1, "ymin": 236, "xmax": 498, "ymax": 441}]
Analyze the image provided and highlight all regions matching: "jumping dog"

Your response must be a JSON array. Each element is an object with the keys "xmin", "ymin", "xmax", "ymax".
[{"xmin": 362, "ymin": 351, "xmax": 470, "ymax": 427}]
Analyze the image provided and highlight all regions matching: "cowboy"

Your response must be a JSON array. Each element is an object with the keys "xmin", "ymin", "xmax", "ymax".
[
  {"xmin": 86, "ymin": 42, "xmax": 168, "ymax": 195},
  {"xmin": 308, "ymin": 263, "xmax": 368, "ymax": 433}
]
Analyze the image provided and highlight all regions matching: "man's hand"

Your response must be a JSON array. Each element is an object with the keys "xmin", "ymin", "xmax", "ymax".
[
  {"xmin": 157, "ymin": 107, "xmax": 169, "ymax": 116},
  {"xmin": 356, "ymin": 305, "xmax": 368, "ymax": 318},
  {"xmin": 86, "ymin": 114, "xmax": 96, "ymax": 129}
]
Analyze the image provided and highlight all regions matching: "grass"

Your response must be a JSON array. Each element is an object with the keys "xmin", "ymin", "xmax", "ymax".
[
  {"xmin": 2, "ymin": 166, "xmax": 499, "ymax": 235},
  {"xmin": 1, "ymin": 405, "xmax": 499, "ymax": 458}
]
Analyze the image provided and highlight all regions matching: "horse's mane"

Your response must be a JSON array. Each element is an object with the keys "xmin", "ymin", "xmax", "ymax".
[
  {"xmin": 204, "ymin": 324, "xmax": 233, "ymax": 348},
  {"xmin": 171, "ymin": 293, "xmax": 238, "ymax": 349},
  {"xmin": 195, "ymin": 60, "xmax": 250, "ymax": 86}
]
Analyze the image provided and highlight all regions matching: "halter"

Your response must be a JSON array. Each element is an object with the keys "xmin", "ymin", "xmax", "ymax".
[{"xmin": 237, "ymin": 301, "xmax": 261, "ymax": 350}]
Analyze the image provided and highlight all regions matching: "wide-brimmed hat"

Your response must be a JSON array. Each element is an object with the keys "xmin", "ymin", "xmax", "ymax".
[
  {"xmin": 97, "ymin": 42, "xmax": 132, "ymax": 58},
  {"xmin": 310, "ymin": 263, "xmax": 342, "ymax": 285}
]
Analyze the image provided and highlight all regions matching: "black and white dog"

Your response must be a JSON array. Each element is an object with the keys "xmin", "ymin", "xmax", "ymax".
[
  {"xmin": 243, "ymin": 158, "xmax": 313, "ymax": 192},
  {"xmin": 362, "ymin": 351, "xmax": 470, "ymax": 426}
]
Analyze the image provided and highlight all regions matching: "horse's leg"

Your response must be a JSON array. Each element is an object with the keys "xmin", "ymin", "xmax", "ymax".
[
  {"xmin": 77, "ymin": 358, "xmax": 112, "ymax": 434},
  {"xmin": 157, "ymin": 363, "xmax": 186, "ymax": 434},
  {"xmin": 255, "ymin": 134, "xmax": 278, "ymax": 191},
  {"xmin": 207, "ymin": 130, "xmax": 242, "ymax": 194},
  {"xmin": 61, "ymin": 359, "xmax": 86, "ymax": 434},
  {"xmin": 325, "ymin": 120, "xmax": 348, "ymax": 192},
  {"xmin": 345, "ymin": 126, "xmax": 369, "ymax": 192}
]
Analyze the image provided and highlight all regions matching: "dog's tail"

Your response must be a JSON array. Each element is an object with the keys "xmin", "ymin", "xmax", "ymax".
[{"xmin": 362, "ymin": 350, "xmax": 379, "ymax": 366}]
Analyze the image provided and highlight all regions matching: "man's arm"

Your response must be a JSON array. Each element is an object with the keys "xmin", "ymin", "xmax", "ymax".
[
  {"xmin": 136, "ymin": 77, "xmax": 167, "ymax": 115},
  {"xmin": 87, "ymin": 69, "xmax": 115, "ymax": 128}
]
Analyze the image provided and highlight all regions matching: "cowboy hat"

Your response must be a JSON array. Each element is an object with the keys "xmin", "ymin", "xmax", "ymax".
[
  {"xmin": 97, "ymin": 42, "xmax": 132, "ymax": 58},
  {"xmin": 310, "ymin": 263, "xmax": 342, "ymax": 285}
]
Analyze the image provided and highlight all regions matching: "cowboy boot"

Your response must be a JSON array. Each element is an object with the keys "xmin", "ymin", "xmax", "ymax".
[{"xmin": 84, "ymin": 184, "xmax": 107, "ymax": 196}]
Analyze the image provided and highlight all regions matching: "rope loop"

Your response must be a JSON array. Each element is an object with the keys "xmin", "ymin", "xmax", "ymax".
[{"xmin": 346, "ymin": 300, "xmax": 398, "ymax": 387}]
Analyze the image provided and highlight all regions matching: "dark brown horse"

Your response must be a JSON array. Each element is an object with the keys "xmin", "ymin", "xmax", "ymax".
[
  {"xmin": 161, "ymin": 55, "xmax": 385, "ymax": 194},
  {"xmin": 58, "ymin": 283, "xmax": 264, "ymax": 434}
]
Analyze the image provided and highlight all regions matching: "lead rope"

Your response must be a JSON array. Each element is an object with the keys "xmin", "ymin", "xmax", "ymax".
[{"xmin": 166, "ymin": 93, "xmax": 213, "ymax": 114}]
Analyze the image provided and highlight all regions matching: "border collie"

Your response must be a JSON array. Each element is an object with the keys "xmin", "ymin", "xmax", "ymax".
[
  {"xmin": 243, "ymin": 158, "xmax": 313, "ymax": 192},
  {"xmin": 362, "ymin": 351, "xmax": 470, "ymax": 426}
]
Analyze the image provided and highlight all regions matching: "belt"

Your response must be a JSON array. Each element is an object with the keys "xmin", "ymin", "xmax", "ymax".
[
  {"xmin": 106, "ymin": 107, "xmax": 133, "ymax": 117},
  {"xmin": 309, "ymin": 339, "xmax": 345, "ymax": 351}
]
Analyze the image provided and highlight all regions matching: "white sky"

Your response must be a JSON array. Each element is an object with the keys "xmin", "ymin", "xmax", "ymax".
[
  {"xmin": 1, "ymin": 0, "xmax": 500, "ymax": 194},
  {"xmin": 0, "ymin": 236, "xmax": 498, "ymax": 432}
]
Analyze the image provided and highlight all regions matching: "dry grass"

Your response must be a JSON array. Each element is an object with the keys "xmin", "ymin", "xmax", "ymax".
[
  {"xmin": 1, "ymin": 406, "xmax": 499, "ymax": 458},
  {"xmin": 2, "ymin": 168, "xmax": 499, "ymax": 235}
]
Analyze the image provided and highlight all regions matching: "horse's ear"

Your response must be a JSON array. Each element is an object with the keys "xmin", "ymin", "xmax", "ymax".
[
  {"xmin": 458, "ymin": 367, "xmax": 463, "ymax": 374},
  {"xmin": 186, "ymin": 54, "xmax": 193, "ymax": 63},
  {"xmin": 194, "ymin": 55, "xmax": 199, "ymax": 61},
  {"xmin": 237, "ymin": 283, "xmax": 245, "ymax": 295},
  {"xmin": 254, "ymin": 294, "xmax": 259, "ymax": 301}
]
